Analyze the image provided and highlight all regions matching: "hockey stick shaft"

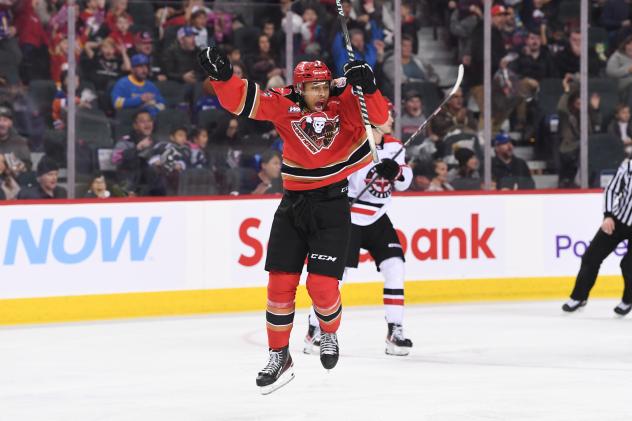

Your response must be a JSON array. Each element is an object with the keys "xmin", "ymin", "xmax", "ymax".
[
  {"xmin": 335, "ymin": 0, "xmax": 379, "ymax": 163},
  {"xmin": 350, "ymin": 65, "xmax": 465, "ymax": 205}
]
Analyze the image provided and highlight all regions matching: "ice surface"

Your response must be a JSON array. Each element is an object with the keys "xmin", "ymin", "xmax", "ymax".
[{"xmin": 1, "ymin": 300, "xmax": 631, "ymax": 421}]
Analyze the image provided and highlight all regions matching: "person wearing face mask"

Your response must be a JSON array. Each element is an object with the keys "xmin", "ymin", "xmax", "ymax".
[{"xmin": 563, "ymin": 152, "xmax": 632, "ymax": 317}]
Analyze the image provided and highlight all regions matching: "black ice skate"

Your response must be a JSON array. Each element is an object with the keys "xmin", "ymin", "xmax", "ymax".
[
  {"xmin": 385, "ymin": 323, "xmax": 413, "ymax": 356},
  {"xmin": 256, "ymin": 346, "xmax": 294, "ymax": 395},
  {"xmin": 562, "ymin": 299, "xmax": 587, "ymax": 312},
  {"xmin": 303, "ymin": 324, "xmax": 321, "ymax": 355},
  {"xmin": 319, "ymin": 332, "xmax": 339, "ymax": 370},
  {"xmin": 614, "ymin": 301, "xmax": 632, "ymax": 316}
]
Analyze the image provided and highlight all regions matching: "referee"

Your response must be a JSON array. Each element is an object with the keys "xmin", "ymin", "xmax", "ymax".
[{"xmin": 563, "ymin": 158, "xmax": 632, "ymax": 316}]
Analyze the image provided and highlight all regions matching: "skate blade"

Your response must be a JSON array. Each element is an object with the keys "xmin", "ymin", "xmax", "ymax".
[
  {"xmin": 259, "ymin": 367, "xmax": 295, "ymax": 395},
  {"xmin": 385, "ymin": 342, "xmax": 411, "ymax": 356},
  {"xmin": 562, "ymin": 306, "xmax": 585, "ymax": 314}
]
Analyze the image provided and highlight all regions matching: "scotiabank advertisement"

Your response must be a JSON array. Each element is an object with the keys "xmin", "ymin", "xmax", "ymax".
[
  {"xmin": 0, "ymin": 192, "xmax": 625, "ymax": 299},
  {"xmin": 230, "ymin": 192, "xmax": 624, "ymax": 285}
]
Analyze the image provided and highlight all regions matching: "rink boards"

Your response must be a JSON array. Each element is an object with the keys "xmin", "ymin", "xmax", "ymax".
[{"xmin": 0, "ymin": 191, "xmax": 624, "ymax": 324}]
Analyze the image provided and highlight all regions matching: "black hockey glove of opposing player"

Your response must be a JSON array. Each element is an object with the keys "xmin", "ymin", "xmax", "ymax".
[
  {"xmin": 375, "ymin": 158, "xmax": 401, "ymax": 181},
  {"xmin": 197, "ymin": 46, "xmax": 233, "ymax": 81},
  {"xmin": 343, "ymin": 60, "xmax": 377, "ymax": 94}
]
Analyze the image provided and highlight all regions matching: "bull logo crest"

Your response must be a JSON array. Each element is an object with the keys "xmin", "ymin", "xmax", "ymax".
[{"xmin": 291, "ymin": 112, "xmax": 340, "ymax": 154}]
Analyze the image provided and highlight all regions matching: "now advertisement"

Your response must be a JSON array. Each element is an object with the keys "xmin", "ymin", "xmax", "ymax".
[{"xmin": 0, "ymin": 202, "xmax": 186, "ymax": 298}]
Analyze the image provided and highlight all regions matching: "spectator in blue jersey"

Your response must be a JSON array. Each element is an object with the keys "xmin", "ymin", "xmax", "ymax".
[
  {"xmin": 110, "ymin": 54, "xmax": 165, "ymax": 117},
  {"xmin": 332, "ymin": 27, "xmax": 382, "ymax": 77}
]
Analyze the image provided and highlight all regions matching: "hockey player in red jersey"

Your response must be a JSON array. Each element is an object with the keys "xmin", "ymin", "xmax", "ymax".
[
  {"xmin": 198, "ymin": 46, "xmax": 391, "ymax": 394},
  {"xmin": 304, "ymin": 110, "xmax": 414, "ymax": 356}
]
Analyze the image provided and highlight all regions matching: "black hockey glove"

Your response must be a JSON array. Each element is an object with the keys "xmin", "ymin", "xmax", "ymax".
[
  {"xmin": 343, "ymin": 60, "xmax": 377, "ymax": 94},
  {"xmin": 197, "ymin": 46, "xmax": 233, "ymax": 81},
  {"xmin": 375, "ymin": 158, "xmax": 401, "ymax": 181}
]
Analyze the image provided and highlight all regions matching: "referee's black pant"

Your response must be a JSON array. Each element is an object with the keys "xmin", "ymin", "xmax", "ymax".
[{"xmin": 571, "ymin": 218, "xmax": 632, "ymax": 304}]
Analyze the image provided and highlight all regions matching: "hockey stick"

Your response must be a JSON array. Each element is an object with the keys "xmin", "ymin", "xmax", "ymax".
[
  {"xmin": 335, "ymin": 0, "xmax": 379, "ymax": 163},
  {"xmin": 351, "ymin": 65, "xmax": 465, "ymax": 205}
]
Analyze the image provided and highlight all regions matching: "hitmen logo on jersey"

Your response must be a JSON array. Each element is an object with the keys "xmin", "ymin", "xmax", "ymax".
[
  {"xmin": 365, "ymin": 165, "xmax": 393, "ymax": 199},
  {"xmin": 290, "ymin": 112, "xmax": 340, "ymax": 154}
]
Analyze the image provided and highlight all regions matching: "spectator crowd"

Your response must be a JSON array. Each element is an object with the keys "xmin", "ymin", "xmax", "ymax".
[{"xmin": 0, "ymin": 0, "xmax": 629, "ymax": 200}]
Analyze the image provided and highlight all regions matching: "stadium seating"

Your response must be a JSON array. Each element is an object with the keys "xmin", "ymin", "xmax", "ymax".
[
  {"xmin": 112, "ymin": 108, "xmax": 139, "ymax": 141},
  {"xmin": 155, "ymin": 80, "xmax": 187, "ymax": 108},
  {"xmin": 537, "ymin": 78, "xmax": 564, "ymax": 117},
  {"xmin": 127, "ymin": 2, "xmax": 156, "ymax": 32},
  {"xmin": 589, "ymin": 77, "xmax": 618, "ymax": 120},
  {"xmin": 177, "ymin": 168, "xmax": 218, "ymax": 196},
  {"xmin": 154, "ymin": 109, "xmax": 191, "ymax": 142},
  {"xmin": 558, "ymin": 0, "xmax": 580, "ymax": 23},
  {"xmin": 27, "ymin": 80, "xmax": 57, "ymax": 126},
  {"xmin": 76, "ymin": 109, "xmax": 112, "ymax": 149},
  {"xmin": 197, "ymin": 108, "xmax": 231, "ymax": 133},
  {"xmin": 588, "ymin": 133, "xmax": 624, "ymax": 187}
]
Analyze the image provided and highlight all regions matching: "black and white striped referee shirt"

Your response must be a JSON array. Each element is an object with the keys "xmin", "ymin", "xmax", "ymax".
[{"xmin": 604, "ymin": 159, "xmax": 632, "ymax": 226}]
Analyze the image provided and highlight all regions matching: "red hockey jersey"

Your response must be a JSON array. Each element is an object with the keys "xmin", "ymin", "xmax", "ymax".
[{"xmin": 206, "ymin": 75, "xmax": 389, "ymax": 190}]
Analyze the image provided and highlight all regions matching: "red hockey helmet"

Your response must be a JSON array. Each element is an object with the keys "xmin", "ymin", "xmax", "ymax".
[{"xmin": 293, "ymin": 61, "xmax": 332, "ymax": 93}]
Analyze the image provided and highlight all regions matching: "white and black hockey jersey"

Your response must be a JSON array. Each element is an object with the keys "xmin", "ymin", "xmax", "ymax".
[{"xmin": 349, "ymin": 134, "xmax": 413, "ymax": 226}]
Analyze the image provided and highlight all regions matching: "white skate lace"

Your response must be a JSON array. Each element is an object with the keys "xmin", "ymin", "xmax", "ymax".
[
  {"xmin": 617, "ymin": 302, "xmax": 631, "ymax": 310},
  {"xmin": 320, "ymin": 333, "xmax": 338, "ymax": 355},
  {"xmin": 391, "ymin": 324, "xmax": 405, "ymax": 341},
  {"xmin": 261, "ymin": 349, "xmax": 284, "ymax": 375}
]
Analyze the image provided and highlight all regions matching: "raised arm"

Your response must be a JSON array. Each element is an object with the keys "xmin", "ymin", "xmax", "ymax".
[
  {"xmin": 198, "ymin": 47, "xmax": 290, "ymax": 122},
  {"xmin": 338, "ymin": 60, "xmax": 389, "ymax": 126}
]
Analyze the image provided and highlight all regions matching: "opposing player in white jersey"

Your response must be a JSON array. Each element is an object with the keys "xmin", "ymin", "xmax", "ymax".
[{"xmin": 304, "ymin": 110, "xmax": 414, "ymax": 355}]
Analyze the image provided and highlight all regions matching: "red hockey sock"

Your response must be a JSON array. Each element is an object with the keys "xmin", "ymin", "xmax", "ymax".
[
  {"xmin": 306, "ymin": 273, "xmax": 342, "ymax": 333},
  {"xmin": 266, "ymin": 271, "xmax": 301, "ymax": 349}
]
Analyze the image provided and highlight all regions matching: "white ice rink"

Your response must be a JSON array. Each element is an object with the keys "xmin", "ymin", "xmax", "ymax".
[{"xmin": 1, "ymin": 299, "xmax": 631, "ymax": 421}]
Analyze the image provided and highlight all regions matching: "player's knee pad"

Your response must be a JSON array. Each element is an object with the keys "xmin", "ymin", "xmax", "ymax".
[
  {"xmin": 306, "ymin": 273, "xmax": 341, "ymax": 331},
  {"xmin": 306, "ymin": 273, "xmax": 339, "ymax": 304},
  {"xmin": 268, "ymin": 271, "xmax": 301, "ymax": 302}
]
